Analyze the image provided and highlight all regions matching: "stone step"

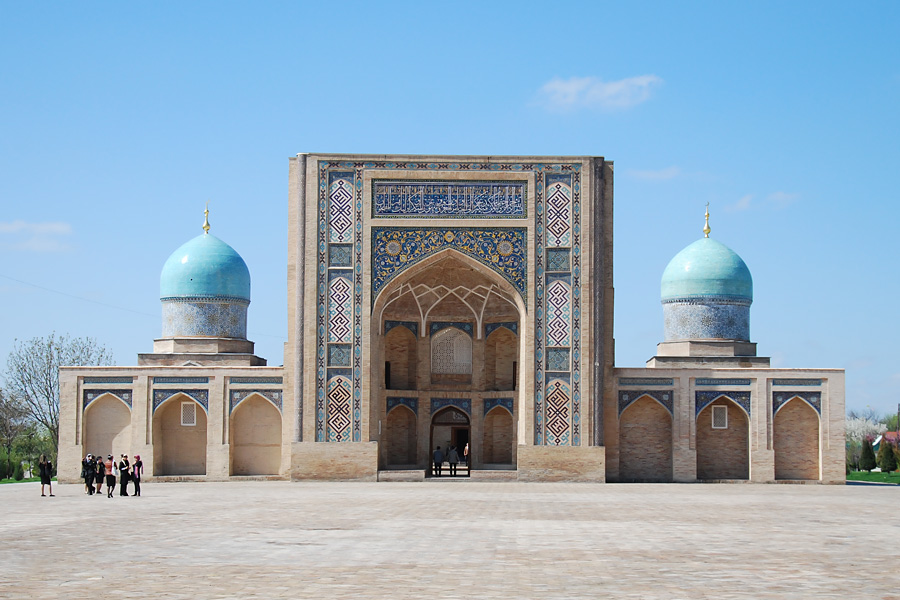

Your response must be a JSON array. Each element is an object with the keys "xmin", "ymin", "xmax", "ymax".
[{"xmin": 378, "ymin": 470, "xmax": 425, "ymax": 482}]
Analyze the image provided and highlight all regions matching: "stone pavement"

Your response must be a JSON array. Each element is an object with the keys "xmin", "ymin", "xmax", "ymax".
[{"xmin": 0, "ymin": 480, "xmax": 897, "ymax": 599}]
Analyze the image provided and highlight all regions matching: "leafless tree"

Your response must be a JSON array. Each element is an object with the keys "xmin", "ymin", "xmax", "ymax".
[
  {"xmin": 4, "ymin": 333, "xmax": 113, "ymax": 451},
  {"xmin": 0, "ymin": 387, "xmax": 29, "ymax": 478}
]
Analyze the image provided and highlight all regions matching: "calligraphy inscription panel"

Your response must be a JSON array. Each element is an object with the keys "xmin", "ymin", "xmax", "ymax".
[{"xmin": 372, "ymin": 180, "xmax": 527, "ymax": 218}]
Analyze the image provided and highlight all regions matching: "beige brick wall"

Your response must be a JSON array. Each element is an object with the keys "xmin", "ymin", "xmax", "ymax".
[
  {"xmin": 482, "ymin": 408, "xmax": 514, "ymax": 463},
  {"xmin": 231, "ymin": 396, "xmax": 281, "ymax": 475},
  {"xmin": 384, "ymin": 327, "xmax": 417, "ymax": 391},
  {"xmin": 696, "ymin": 399, "xmax": 749, "ymax": 480},
  {"xmin": 618, "ymin": 397, "xmax": 673, "ymax": 482},
  {"xmin": 774, "ymin": 399, "xmax": 820, "ymax": 480},
  {"xmin": 384, "ymin": 406, "xmax": 417, "ymax": 465},
  {"xmin": 485, "ymin": 328, "xmax": 517, "ymax": 391},
  {"xmin": 517, "ymin": 445, "xmax": 605, "ymax": 482},
  {"xmin": 290, "ymin": 441, "xmax": 378, "ymax": 481}
]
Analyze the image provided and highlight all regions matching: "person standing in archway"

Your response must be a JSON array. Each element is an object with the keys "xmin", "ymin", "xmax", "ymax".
[
  {"xmin": 448, "ymin": 446, "xmax": 459, "ymax": 477},
  {"xmin": 463, "ymin": 442, "xmax": 469, "ymax": 467},
  {"xmin": 433, "ymin": 446, "xmax": 444, "ymax": 477}
]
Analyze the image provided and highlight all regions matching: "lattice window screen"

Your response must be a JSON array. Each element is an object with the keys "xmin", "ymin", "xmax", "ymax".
[
  {"xmin": 431, "ymin": 328, "xmax": 472, "ymax": 374},
  {"xmin": 181, "ymin": 401, "xmax": 197, "ymax": 426},
  {"xmin": 711, "ymin": 405, "xmax": 728, "ymax": 429}
]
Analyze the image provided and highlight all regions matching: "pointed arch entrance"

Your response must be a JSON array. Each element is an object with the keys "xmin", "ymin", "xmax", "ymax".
[
  {"xmin": 696, "ymin": 396, "xmax": 749, "ymax": 480},
  {"xmin": 430, "ymin": 405, "xmax": 470, "ymax": 476},
  {"xmin": 83, "ymin": 393, "xmax": 132, "ymax": 460},
  {"xmin": 152, "ymin": 393, "xmax": 207, "ymax": 476}
]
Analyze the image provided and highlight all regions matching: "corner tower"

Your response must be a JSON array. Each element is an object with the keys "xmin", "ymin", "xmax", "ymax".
[{"xmin": 138, "ymin": 206, "xmax": 266, "ymax": 366}]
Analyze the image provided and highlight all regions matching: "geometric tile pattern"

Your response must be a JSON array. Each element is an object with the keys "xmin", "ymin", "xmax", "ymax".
[
  {"xmin": 162, "ymin": 299, "xmax": 248, "ymax": 339},
  {"xmin": 535, "ymin": 169, "xmax": 581, "ymax": 447},
  {"xmin": 429, "ymin": 321, "xmax": 474, "ymax": 338},
  {"xmin": 83, "ymin": 389, "xmax": 132, "ymax": 411},
  {"xmin": 329, "ymin": 244, "xmax": 352, "ymax": 267},
  {"xmin": 618, "ymin": 377, "xmax": 674, "ymax": 386},
  {"xmin": 773, "ymin": 391, "xmax": 821, "ymax": 416},
  {"xmin": 153, "ymin": 377, "xmax": 210, "ymax": 384},
  {"xmin": 229, "ymin": 389, "xmax": 283, "ymax": 413},
  {"xmin": 329, "ymin": 175, "xmax": 354, "ymax": 243},
  {"xmin": 772, "ymin": 379, "xmax": 822, "ymax": 387},
  {"xmin": 484, "ymin": 397, "xmax": 514, "ymax": 416},
  {"xmin": 327, "ymin": 274, "xmax": 352, "ymax": 343},
  {"xmin": 372, "ymin": 227, "xmax": 527, "ymax": 304},
  {"xmin": 230, "ymin": 377, "xmax": 284, "ymax": 384},
  {"xmin": 695, "ymin": 391, "xmax": 751, "ymax": 418},
  {"xmin": 152, "ymin": 389, "xmax": 209, "ymax": 413},
  {"xmin": 387, "ymin": 397, "xmax": 418, "ymax": 416},
  {"xmin": 430, "ymin": 398, "xmax": 472, "ymax": 416},
  {"xmin": 618, "ymin": 389, "xmax": 674, "ymax": 417},
  {"xmin": 326, "ymin": 376, "xmax": 353, "ymax": 442},
  {"xmin": 384, "ymin": 320, "xmax": 419, "ymax": 337},
  {"xmin": 663, "ymin": 300, "xmax": 750, "ymax": 342},
  {"xmin": 83, "ymin": 376, "xmax": 134, "ymax": 384},
  {"xmin": 327, "ymin": 344, "xmax": 352, "ymax": 367},
  {"xmin": 372, "ymin": 180, "xmax": 526, "ymax": 217},
  {"xmin": 484, "ymin": 321, "xmax": 518, "ymax": 338},
  {"xmin": 695, "ymin": 378, "xmax": 751, "ymax": 386}
]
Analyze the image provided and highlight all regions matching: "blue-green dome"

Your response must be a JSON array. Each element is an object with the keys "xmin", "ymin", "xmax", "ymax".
[
  {"xmin": 661, "ymin": 237, "xmax": 752, "ymax": 301},
  {"xmin": 160, "ymin": 233, "xmax": 250, "ymax": 301}
]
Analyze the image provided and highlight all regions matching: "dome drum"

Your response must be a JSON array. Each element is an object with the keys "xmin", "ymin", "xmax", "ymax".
[
  {"xmin": 663, "ymin": 301, "xmax": 750, "ymax": 342},
  {"xmin": 162, "ymin": 298, "xmax": 248, "ymax": 339}
]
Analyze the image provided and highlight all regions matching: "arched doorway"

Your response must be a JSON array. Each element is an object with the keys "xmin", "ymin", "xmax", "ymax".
[
  {"xmin": 696, "ymin": 397, "xmax": 749, "ymax": 480},
  {"xmin": 774, "ymin": 398, "xmax": 820, "ymax": 480},
  {"xmin": 384, "ymin": 405, "xmax": 418, "ymax": 466},
  {"xmin": 482, "ymin": 406, "xmax": 514, "ymax": 465},
  {"xmin": 83, "ymin": 393, "xmax": 132, "ymax": 459},
  {"xmin": 152, "ymin": 393, "xmax": 207, "ymax": 476},
  {"xmin": 430, "ymin": 406, "xmax": 470, "ymax": 476},
  {"xmin": 618, "ymin": 396, "xmax": 673, "ymax": 482},
  {"xmin": 230, "ymin": 393, "xmax": 282, "ymax": 476}
]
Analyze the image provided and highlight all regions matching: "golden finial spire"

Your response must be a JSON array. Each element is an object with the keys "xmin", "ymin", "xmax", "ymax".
[
  {"xmin": 703, "ymin": 203, "xmax": 711, "ymax": 238},
  {"xmin": 202, "ymin": 201, "xmax": 210, "ymax": 234}
]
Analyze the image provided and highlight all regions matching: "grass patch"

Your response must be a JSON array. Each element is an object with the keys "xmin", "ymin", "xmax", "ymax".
[{"xmin": 847, "ymin": 470, "xmax": 900, "ymax": 484}]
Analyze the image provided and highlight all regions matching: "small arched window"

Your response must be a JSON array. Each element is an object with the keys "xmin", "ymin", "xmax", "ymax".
[{"xmin": 431, "ymin": 328, "xmax": 472, "ymax": 374}]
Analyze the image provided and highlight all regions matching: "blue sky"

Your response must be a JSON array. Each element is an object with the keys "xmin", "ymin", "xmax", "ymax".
[{"xmin": 1, "ymin": 2, "xmax": 898, "ymax": 416}]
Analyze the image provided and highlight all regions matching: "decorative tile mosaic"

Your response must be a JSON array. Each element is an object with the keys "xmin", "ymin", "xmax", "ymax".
[
  {"xmin": 327, "ymin": 272, "xmax": 352, "ymax": 344},
  {"xmin": 546, "ymin": 348, "xmax": 570, "ymax": 372},
  {"xmin": 773, "ymin": 391, "xmax": 821, "ymax": 415},
  {"xmin": 387, "ymin": 397, "xmax": 418, "ymax": 415},
  {"xmin": 430, "ymin": 397, "xmax": 471, "ymax": 416},
  {"xmin": 546, "ymin": 275, "xmax": 571, "ymax": 347},
  {"xmin": 326, "ymin": 376, "xmax": 352, "ymax": 442},
  {"xmin": 545, "ymin": 377, "xmax": 572, "ymax": 446},
  {"xmin": 385, "ymin": 320, "xmax": 419, "ymax": 337},
  {"xmin": 328, "ymin": 344, "xmax": 352, "ymax": 367},
  {"xmin": 618, "ymin": 377, "xmax": 674, "ymax": 386},
  {"xmin": 329, "ymin": 244, "xmax": 352, "ymax": 267},
  {"xmin": 546, "ymin": 248, "xmax": 571, "ymax": 272},
  {"xmin": 484, "ymin": 397, "xmax": 514, "ymax": 416},
  {"xmin": 152, "ymin": 389, "xmax": 209, "ymax": 413},
  {"xmin": 695, "ymin": 378, "xmax": 751, "ymax": 386},
  {"xmin": 328, "ymin": 172, "xmax": 354, "ymax": 243},
  {"xmin": 695, "ymin": 391, "xmax": 751, "ymax": 417},
  {"xmin": 83, "ymin": 376, "xmax": 134, "ymax": 384},
  {"xmin": 663, "ymin": 301, "xmax": 750, "ymax": 342},
  {"xmin": 618, "ymin": 389, "xmax": 673, "ymax": 416},
  {"xmin": 773, "ymin": 379, "xmax": 822, "ymax": 387},
  {"xmin": 83, "ymin": 389, "xmax": 132, "ymax": 410},
  {"xmin": 484, "ymin": 321, "xmax": 518, "ymax": 337},
  {"xmin": 372, "ymin": 227, "xmax": 527, "ymax": 304},
  {"xmin": 230, "ymin": 377, "xmax": 283, "ymax": 384},
  {"xmin": 229, "ymin": 389, "xmax": 283, "ymax": 413},
  {"xmin": 153, "ymin": 377, "xmax": 210, "ymax": 384},
  {"xmin": 372, "ymin": 180, "xmax": 526, "ymax": 217},
  {"xmin": 162, "ymin": 300, "xmax": 248, "ymax": 339},
  {"xmin": 545, "ymin": 173, "xmax": 572, "ymax": 247},
  {"xmin": 429, "ymin": 321, "xmax": 474, "ymax": 338}
]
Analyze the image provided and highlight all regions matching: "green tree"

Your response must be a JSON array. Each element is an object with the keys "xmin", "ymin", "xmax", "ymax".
[
  {"xmin": 0, "ymin": 388, "xmax": 29, "ymax": 480},
  {"xmin": 860, "ymin": 439, "xmax": 877, "ymax": 472},
  {"xmin": 4, "ymin": 333, "xmax": 113, "ymax": 451},
  {"xmin": 876, "ymin": 439, "xmax": 898, "ymax": 472},
  {"xmin": 13, "ymin": 462, "xmax": 24, "ymax": 481}
]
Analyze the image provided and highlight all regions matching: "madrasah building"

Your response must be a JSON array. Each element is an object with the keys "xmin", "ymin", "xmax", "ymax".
[{"xmin": 58, "ymin": 154, "xmax": 845, "ymax": 483}]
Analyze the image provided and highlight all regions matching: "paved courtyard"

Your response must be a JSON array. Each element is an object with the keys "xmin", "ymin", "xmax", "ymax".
[{"xmin": 0, "ymin": 480, "xmax": 897, "ymax": 599}]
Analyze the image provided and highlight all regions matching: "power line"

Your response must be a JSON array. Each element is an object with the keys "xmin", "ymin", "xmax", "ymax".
[{"xmin": 0, "ymin": 273, "xmax": 156, "ymax": 318}]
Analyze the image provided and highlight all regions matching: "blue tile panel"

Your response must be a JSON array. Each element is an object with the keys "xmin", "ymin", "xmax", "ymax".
[
  {"xmin": 429, "ymin": 321, "xmax": 474, "ymax": 338},
  {"xmin": 430, "ymin": 398, "xmax": 472, "ymax": 416},
  {"xmin": 546, "ymin": 348, "xmax": 570, "ymax": 372},
  {"xmin": 695, "ymin": 378, "xmax": 751, "ymax": 386},
  {"xmin": 695, "ymin": 391, "xmax": 751, "ymax": 417},
  {"xmin": 162, "ymin": 299, "xmax": 248, "ymax": 339},
  {"xmin": 384, "ymin": 320, "xmax": 419, "ymax": 337},
  {"xmin": 387, "ymin": 397, "xmax": 418, "ymax": 416},
  {"xmin": 484, "ymin": 397, "xmax": 514, "ymax": 416},
  {"xmin": 328, "ymin": 344, "xmax": 352, "ymax": 367},
  {"xmin": 773, "ymin": 391, "xmax": 821, "ymax": 415},
  {"xmin": 83, "ymin": 376, "xmax": 134, "ymax": 384},
  {"xmin": 229, "ymin": 389, "xmax": 283, "ymax": 413},
  {"xmin": 152, "ymin": 389, "xmax": 209, "ymax": 413},
  {"xmin": 663, "ymin": 300, "xmax": 750, "ymax": 342},
  {"xmin": 618, "ymin": 377, "xmax": 674, "ymax": 386},
  {"xmin": 372, "ymin": 227, "xmax": 527, "ymax": 304},
  {"xmin": 372, "ymin": 180, "xmax": 526, "ymax": 217},
  {"xmin": 618, "ymin": 390, "xmax": 674, "ymax": 416},
  {"xmin": 773, "ymin": 379, "xmax": 822, "ymax": 386},
  {"xmin": 83, "ymin": 389, "xmax": 132, "ymax": 410},
  {"xmin": 230, "ymin": 377, "xmax": 283, "ymax": 384},
  {"xmin": 485, "ymin": 322, "xmax": 518, "ymax": 337},
  {"xmin": 153, "ymin": 377, "xmax": 210, "ymax": 384},
  {"xmin": 316, "ymin": 160, "xmax": 582, "ymax": 446}
]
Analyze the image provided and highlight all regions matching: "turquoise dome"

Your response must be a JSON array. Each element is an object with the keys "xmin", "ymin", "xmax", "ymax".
[
  {"xmin": 160, "ymin": 233, "xmax": 250, "ymax": 300},
  {"xmin": 661, "ymin": 237, "xmax": 752, "ymax": 301}
]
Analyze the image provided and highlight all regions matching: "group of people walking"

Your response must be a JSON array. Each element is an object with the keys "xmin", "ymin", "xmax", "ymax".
[
  {"xmin": 81, "ymin": 453, "xmax": 143, "ymax": 497},
  {"xmin": 432, "ymin": 442, "xmax": 469, "ymax": 477}
]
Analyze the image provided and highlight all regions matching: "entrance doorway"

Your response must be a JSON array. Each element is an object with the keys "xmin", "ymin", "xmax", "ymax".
[{"xmin": 429, "ymin": 406, "xmax": 470, "ymax": 477}]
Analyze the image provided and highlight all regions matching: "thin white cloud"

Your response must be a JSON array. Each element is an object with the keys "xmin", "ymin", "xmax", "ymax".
[
  {"xmin": 767, "ymin": 191, "xmax": 800, "ymax": 208},
  {"xmin": 627, "ymin": 166, "xmax": 681, "ymax": 181},
  {"xmin": 536, "ymin": 75, "xmax": 663, "ymax": 112},
  {"xmin": 726, "ymin": 194, "xmax": 754, "ymax": 212},
  {"xmin": 0, "ymin": 220, "xmax": 73, "ymax": 252}
]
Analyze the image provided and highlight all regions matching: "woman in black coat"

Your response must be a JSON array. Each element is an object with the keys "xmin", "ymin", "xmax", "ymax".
[{"xmin": 38, "ymin": 454, "xmax": 54, "ymax": 497}]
